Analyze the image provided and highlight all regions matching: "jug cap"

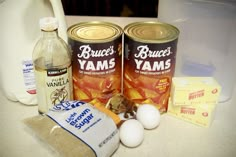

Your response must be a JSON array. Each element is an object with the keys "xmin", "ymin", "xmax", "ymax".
[{"xmin": 40, "ymin": 17, "xmax": 59, "ymax": 31}]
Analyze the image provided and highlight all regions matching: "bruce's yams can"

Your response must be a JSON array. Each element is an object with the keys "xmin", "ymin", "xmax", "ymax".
[
  {"xmin": 123, "ymin": 21, "xmax": 179, "ymax": 113},
  {"xmin": 68, "ymin": 21, "xmax": 123, "ymax": 105}
]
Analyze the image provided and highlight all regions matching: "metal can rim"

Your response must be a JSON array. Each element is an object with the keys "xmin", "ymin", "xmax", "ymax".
[
  {"xmin": 67, "ymin": 21, "xmax": 123, "ymax": 43},
  {"xmin": 124, "ymin": 21, "xmax": 179, "ymax": 43}
]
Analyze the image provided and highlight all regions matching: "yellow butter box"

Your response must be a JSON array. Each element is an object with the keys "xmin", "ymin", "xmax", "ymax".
[
  {"xmin": 171, "ymin": 77, "xmax": 221, "ymax": 106},
  {"xmin": 167, "ymin": 99, "xmax": 216, "ymax": 127}
]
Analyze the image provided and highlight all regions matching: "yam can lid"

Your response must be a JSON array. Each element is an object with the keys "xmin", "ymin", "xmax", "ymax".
[
  {"xmin": 39, "ymin": 17, "xmax": 59, "ymax": 31},
  {"xmin": 124, "ymin": 21, "xmax": 179, "ymax": 43},
  {"xmin": 67, "ymin": 21, "xmax": 123, "ymax": 43}
]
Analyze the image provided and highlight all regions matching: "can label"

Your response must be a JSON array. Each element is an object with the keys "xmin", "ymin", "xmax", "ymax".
[
  {"xmin": 124, "ymin": 38, "xmax": 178, "ymax": 113},
  {"xmin": 71, "ymin": 38, "xmax": 122, "ymax": 105},
  {"xmin": 77, "ymin": 45, "xmax": 117, "ymax": 74}
]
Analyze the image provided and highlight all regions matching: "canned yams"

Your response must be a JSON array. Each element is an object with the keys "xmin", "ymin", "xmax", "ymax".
[
  {"xmin": 123, "ymin": 21, "xmax": 179, "ymax": 113},
  {"xmin": 68, "ymin": 21, "xmax": 123, "ymax": 105}
]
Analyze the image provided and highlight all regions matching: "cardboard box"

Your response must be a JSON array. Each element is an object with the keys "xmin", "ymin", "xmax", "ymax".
[
  {"xmin": 170, "ymin": 77, "xmax": 221, "ymax": 106},
  {"xmin": 167, "ymin": 99, "xmax": 217, "ymax": 127}
]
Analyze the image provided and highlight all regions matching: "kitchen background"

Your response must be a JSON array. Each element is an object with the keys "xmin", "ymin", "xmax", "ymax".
[{"xmin": 61, "ymin": 0, "xmax": 159, "ymax": 17}]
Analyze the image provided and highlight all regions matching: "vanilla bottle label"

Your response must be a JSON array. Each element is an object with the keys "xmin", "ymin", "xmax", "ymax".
[{"xmin": 35, "ymin": 66, "xmax": 73, "ymax": 114}]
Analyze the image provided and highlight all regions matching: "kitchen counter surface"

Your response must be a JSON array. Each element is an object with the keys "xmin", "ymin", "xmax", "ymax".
[{"xmin": 1, "ymin": 16, "xmax": 236, "ymax": 157}]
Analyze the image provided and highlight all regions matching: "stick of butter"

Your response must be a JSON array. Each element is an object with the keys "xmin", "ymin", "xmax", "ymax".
[
  {"xmin": 167, "ymin": 99, "xmax": 216, "ymax": 127},
  {"xmin": 170, "ymin": 77, "xmax": 221, "ymax": 106}
]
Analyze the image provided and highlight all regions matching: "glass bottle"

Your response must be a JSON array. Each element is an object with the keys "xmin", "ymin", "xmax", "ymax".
[{"xmin": 32, "ymin": 17, "xmax": 73, "ymax": 114}]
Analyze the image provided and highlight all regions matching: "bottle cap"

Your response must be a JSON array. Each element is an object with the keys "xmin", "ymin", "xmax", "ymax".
[{"xmin": 39, "ymin": 17, "xmax": 59, "ymax": 31}]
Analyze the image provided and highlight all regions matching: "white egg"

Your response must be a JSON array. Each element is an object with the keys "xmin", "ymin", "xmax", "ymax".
[
  {"xmin": 119, "ymin": 119, "xmax": 144, "ymax": 148},
  {"xmin": 136, "ymin": 104, "xmax": 161, "ymax": 130}
]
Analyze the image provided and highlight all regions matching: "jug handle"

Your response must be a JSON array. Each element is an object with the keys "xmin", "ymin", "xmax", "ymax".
[{"xmin": 50, "ymin": 0, "xmax": 68, "ymax": 43}]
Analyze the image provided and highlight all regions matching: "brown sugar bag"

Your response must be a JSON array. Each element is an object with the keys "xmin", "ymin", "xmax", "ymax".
[{"xmin": 24, "ymin": 101, "xmax": 120, "ymax": 157}]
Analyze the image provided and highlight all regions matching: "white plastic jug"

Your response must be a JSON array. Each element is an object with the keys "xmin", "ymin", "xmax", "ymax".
[
  {"xmin": 0, "ymin": 0, "xmax": 67, "ymax": 105},
  {"xmin": 158, "ymin": 0, "xmax": 236, "ymax": 102}
]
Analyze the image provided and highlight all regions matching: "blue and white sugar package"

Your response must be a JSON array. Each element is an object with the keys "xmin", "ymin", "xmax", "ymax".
[{"xmin": 24, "ymin": 101, "xmax": 120, "ymax": 157}]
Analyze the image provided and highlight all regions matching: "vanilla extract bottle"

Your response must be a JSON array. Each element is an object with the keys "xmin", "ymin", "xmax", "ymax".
[{"xmin": 33, "ymin": 17, "xmax": 73, "ymax": 114}]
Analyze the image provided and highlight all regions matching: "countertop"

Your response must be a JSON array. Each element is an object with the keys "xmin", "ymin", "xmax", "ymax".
[{"xmin": 1, "ymin": 16, "xmax": 236, "ymax": 157}]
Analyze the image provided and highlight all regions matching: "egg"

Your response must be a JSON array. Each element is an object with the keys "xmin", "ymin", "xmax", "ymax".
[
  {"xmin": 119, "ymin": 119, "xmax": 144, "ymax": 148},
  {"xmin": 136, "ymin": 104, "xmax": 161, "ymax": 130}
]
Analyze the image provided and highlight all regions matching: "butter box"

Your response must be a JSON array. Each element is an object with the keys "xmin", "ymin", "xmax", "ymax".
[
  {"xmin": 170, "ymin": 77, "xmax": 221, "ymax": 106},
  {"xmin": 167, "ymin": 99, "xmax": 217, "ymax": 127}
]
